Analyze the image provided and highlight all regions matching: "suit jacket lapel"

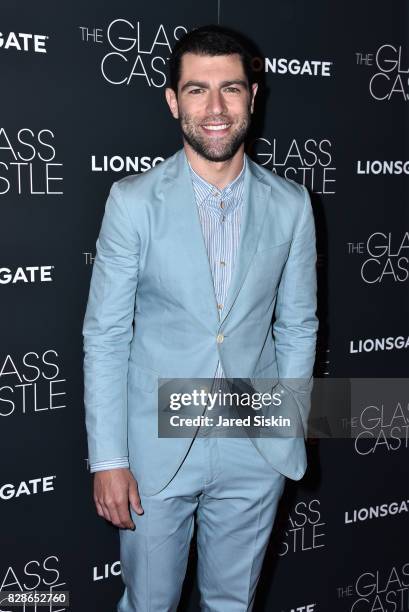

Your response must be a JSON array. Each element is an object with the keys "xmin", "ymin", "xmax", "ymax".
[
  {"xmin": 219, "ymin": 156, "xmax": 271, "ymax": 324},
  {"xmin": 162, "ymin": 148, "xmax": 220, "ymax": 331}
]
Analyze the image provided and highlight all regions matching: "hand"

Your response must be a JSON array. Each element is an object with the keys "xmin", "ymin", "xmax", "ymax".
[{"xmin": 93, "ymin": 468, "xmax": 144, "ymax": 530}]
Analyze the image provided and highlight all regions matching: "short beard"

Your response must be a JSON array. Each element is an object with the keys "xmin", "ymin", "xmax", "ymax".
[{"xmin": 179, "ymin": 104, "xmax": 252, "ymax": 162}]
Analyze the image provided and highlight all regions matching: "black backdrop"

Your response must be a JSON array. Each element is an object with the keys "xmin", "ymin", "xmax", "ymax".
[{"xmin": 1, "ymin": 2, "xmax": 408, "ymax": 611}]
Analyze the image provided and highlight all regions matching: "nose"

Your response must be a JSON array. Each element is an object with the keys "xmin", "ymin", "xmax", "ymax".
[{"xmin": 206, "ymin": 89, "xmax": 227, "ymax": 115}]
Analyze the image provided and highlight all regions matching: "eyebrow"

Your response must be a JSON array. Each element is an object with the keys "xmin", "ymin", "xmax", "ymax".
[{"xmin": 180, "ymin": 79, "xmax": 248, "ymax": 92}]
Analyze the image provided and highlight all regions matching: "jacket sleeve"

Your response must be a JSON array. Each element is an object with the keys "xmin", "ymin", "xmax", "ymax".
[
  {"xmin": 272, "ymin": 184, "xmax": 319, "ymax": 438},
  {"xmin": 82, "ymin": 181, "xmax": 140, "ymax": 466}
]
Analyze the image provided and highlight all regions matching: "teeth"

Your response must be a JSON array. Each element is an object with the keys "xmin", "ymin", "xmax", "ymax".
[{"xmin": 202, "ymin": 124, "xmax": 230, "ymax": 131}]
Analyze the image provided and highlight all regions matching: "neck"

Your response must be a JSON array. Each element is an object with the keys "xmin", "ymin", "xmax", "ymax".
[{"xmin": 184, "ymin": 141, "xmax": 245, "ymax": 189}]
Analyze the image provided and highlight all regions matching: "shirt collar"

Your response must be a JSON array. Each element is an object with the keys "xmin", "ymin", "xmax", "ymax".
[{"xmin": 188, "ymin": 155, "xmax": 246, "ymax": 213}]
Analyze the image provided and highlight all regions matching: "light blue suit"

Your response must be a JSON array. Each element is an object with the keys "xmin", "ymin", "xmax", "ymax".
[
  {"xmin": 82, "ymin": 146, "xmax": 318, "ymax": 610},
  {"xmin": 83, "ymin": 145, "xmax": 318, "ymax": 493}
]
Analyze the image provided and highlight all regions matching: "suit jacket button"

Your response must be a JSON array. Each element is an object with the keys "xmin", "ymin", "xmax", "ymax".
[{"xmin": 216, "ymin": 333, "xmax": 224, "ymax": 344}]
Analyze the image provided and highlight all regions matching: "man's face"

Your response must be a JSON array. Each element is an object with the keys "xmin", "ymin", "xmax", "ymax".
[{"xmin": 165, "ymin": 53, "xmax": 258, "ymax": 162}]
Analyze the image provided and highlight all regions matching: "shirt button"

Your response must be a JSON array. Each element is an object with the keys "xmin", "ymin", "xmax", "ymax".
[
  {"xmin": 217, "ymin": 303, "xmax": 223, "ymax": 310},
  {"xmin": 220, "ymin": 201, "xmax": 224, "ymax": 208},
  {"xmin": 221, "ymin": 215, "xmax": 225, "ymax": 222},
  {"xmin": 216, "ymin": 333, "xmax": 224, "ymax": 343},
  {"xmin": 220, "ymin": 260, "xmax": 226, "ymax": 266}
]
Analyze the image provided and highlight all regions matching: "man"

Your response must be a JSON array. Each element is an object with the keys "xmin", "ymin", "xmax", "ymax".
[{"xmin": 83, "ymin": 25, "xmax": 318, "ymax": 612}]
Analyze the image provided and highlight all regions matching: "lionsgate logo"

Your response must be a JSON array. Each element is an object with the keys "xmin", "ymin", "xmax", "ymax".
[
  {"xmin": 250, "ymin": 136, "xmax": 336, "ymax": 194},
  {"xmin": 350, "ymin": 334, "xmax": 409, "ymax": 354},
  {"xmin": 78, "ymin": 19, "xmax": 188, "ymax": 87},
  {"xmin": 0, "ymin": 350, "xmax": 67, "ymax": 417},
  {"xmin": 348, "ymin": 231, "xmax": 409, "ymax": 284},
  {"xmin": 0, "ymin": 554, "xmax": 68, "ymax": 604},
  {"xmin": 356, "ymin": 43, "xmax": 409, "ymax": 101},
  {"xmin": 357, "ymin": 159, "xmax": 409, "ymax": 175},
  {"xmin": 274, "ymin": 498, "xmax": 326, "ymax": 556},
  {"xmin": 0, "ymin": 475, "xmax": 55, "ymax": 501},
  {"xmin": 93, "ymin": 560, "xmax": 121, "ymax": 582},
  {"xmin": 252, "ymin": 55, "xmax": 332, "ymax": 77},
  {"xmin": 0, "ymin": 265, "xmax": 54, "ymax": 284},
  {"xmin": 337, "ymin": 562, "xmax": 409, "ymax": 610},
  {"xmin": 345, "ymin": 497, "xmax": 409, "ymax": 524},
  {"xmin": 0, "ymin": 31, "xmax": 48, "ymax": 53},
  {"xmin": 91, "ymin": 154, "xmax": 164, "ymax": 173},
  {"xmin": 0, "ymin": 128, "xmax": 63, "ymax": 195}
]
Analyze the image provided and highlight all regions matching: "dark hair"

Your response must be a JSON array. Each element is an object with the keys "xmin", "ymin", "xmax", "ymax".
[{"xmin": 168, "ymin": 25, "xmax": 256, "ymax": 94}]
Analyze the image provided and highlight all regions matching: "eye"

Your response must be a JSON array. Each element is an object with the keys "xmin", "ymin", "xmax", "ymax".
[
  {"xmin": 188, "ymin": 88, "xmax": 204, "ymax": 94},
  {"xmin": 224, "ymin": 86, "xmax": 240, "ymax": 93}
]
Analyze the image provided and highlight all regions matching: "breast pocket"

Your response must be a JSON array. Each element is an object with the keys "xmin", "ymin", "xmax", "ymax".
[
  {"xmin": 255, "ymin": 239, "xmax": 291, "ymax": 255},
  {"xmin": 249, "ymin": 240, "xmax": 291, "ymax": 291}
]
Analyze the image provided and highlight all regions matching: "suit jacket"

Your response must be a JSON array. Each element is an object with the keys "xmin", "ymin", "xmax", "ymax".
[{"xmin": 82, "ymin": 146, "xmax": 318, "ymax": 495}]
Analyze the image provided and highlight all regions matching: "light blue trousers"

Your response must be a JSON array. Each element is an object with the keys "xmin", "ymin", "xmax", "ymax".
[{"xmin": 117, "ymin": 434, "xmax": 286, "ymax": 611}]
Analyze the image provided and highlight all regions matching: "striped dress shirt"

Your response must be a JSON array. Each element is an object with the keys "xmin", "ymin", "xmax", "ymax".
[{"xmin": 90, "ymin": 155, "xmax": 246, "ymax": 472}]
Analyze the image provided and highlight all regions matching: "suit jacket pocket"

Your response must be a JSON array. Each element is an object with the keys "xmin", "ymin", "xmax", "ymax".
[{"xmin": 255, "ymin": 239, "xmax": 291, "ymax": 254}]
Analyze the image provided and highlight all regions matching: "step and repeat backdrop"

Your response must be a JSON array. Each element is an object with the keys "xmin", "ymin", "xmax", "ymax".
[{"xmin": 1, "ymin": 1, "xmax": 408, "ymax": 611}]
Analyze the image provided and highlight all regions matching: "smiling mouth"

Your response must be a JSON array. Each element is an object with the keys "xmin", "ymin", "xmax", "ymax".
[{"xmin": 201, "ymin": 123, "xmax": 232, "ymax": 133}]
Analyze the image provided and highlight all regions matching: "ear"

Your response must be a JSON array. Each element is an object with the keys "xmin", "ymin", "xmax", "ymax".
[
  {"xmin": 250, "ymin": 82, "xmax": 258, "ymax": 114},
  {"xmin": 165, "ymin": 87, "xmax": 179, "ymax": 119}
]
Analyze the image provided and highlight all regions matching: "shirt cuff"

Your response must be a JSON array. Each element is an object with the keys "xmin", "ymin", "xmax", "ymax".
[{"xmin": 89, "ymin": 457, "xmax": 129, "ymax": 473}]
